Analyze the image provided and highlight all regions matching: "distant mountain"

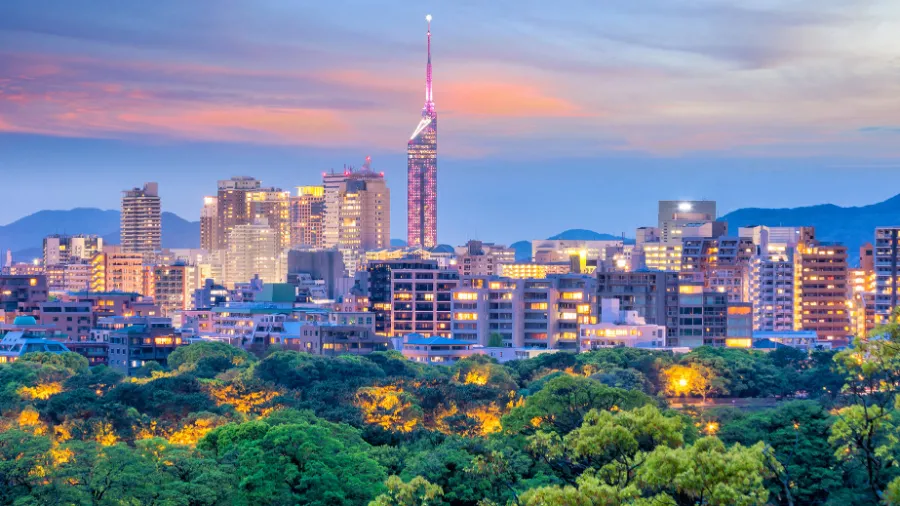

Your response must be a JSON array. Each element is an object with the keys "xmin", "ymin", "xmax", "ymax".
[
  {"xmin": 510, "ymin": 241, "xmax": 532, "ymax": 262},
  {"xmin": 548, "ymin": 229, "xmax": 633, "ymax": 242},
  {"xmin": 510, "ymin": 231, "xmax": 635, "ymax": 262},
  {"xmin": 721, "ymin": 194, "xmax": 900, "ymax": 263},
  {"xmin": 1, "ymin": 208, "xmax": 199, "ymax": 261}
]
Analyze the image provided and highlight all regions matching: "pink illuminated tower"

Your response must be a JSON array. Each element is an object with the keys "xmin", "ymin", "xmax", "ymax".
[{"xmin": 407, "ymin": 14, "xmax": 438, "ymax": 249}]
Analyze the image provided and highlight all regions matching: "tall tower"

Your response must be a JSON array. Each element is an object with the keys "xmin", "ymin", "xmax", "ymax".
[
  {"xmin": 407, "ymin": 14, "xmax": 438, "ymax": 249},
  {"xmin": 216, "ymin": 176, "xmax": 261, "ymax": 250},
  {"xmin": 121, "ymin": 182, "xmax": 161, "ymax": 257}
]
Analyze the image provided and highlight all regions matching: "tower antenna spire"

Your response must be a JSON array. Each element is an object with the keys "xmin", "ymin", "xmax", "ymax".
[{"xmin": 425, "ymin": 14, "xmax": 433, "ymax": 112}]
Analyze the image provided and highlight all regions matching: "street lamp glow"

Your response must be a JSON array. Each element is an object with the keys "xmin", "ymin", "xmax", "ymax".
[{"xmin": 426, "ymin": 14, "xmax": 432, "ymax": 22}]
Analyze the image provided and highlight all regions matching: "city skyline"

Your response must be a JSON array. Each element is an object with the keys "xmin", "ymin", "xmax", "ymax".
[{"xmin": 2, "ymin": 1, "xmax": 900, "ymax": 245}]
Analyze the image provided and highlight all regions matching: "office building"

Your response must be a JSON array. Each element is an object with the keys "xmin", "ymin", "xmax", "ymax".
[
  {"xmin": 286, "ymin": 249, "xmax": 348, "ymax": 300},
  {"xmin": 658, "ymin": 200, "xmax": 717, "ymax": 245},
  {"xmin": 531, "ymin": 239, "xmax": 624, "ymax": 264},
  {"xmin": 90, "ymin": 251, "xmax": 145, "ymax": 294},
  {"xmin": 450, "ymin": 274, "xmax": 595, "ymax": 350},
  {"xmin": 407, "ymin": 16, "xmax": 438, "ymax": 249},
  {"xmin": 579, "ymin": 298, "xmax": 666, "ymax": 351},
  {"xmin": 38, "ymin": 301, "xmax": 93, "ymax": 342},
  {"xmin": 120, "ymin": 182, "xmax": 161, "ymax": 256},
  {"xmin": 390, "ymin": 261, "xmax": 458, "ymax": 338},
  {"xmin": 45, "ymin": 262, "xmax": 92, "ymax": 293},
  {"xmin": 681, "ymin": 236, "xmax": 754, "ymax": 303},
  {"xmin": 279, "ymin": 317, "xmax": 389, "ymax": 356},
  {"xmin": 794, "ymin": 242, "xmax": 851, "ymax": 346},
  {"xmin": 216, "ymin": 176, "xmax": 262, "ymax": 250},
  {"xmin": 0, "ymin": 275, "xmax": 49, "ymax": 320},
  {"xmin": 861, "ymin": 242, "xmax": 875, "ymax": 272},
  {"xmin": 739, "ymin": 226, "xmax": 815, "ymax": 248},
  {"xmin": 401, "ymin": 335, "xmax": 482, "ymax": 364},
  {"xmin": 676, "ymin": 282, "xmax": 751, "ymax": 348},
  {"xmin": 323, "ymin": 159, "xmax": 391, "ymax": 274},
  {"xmin": 642, "ymin": 243, "xmax": 683, "ymax": 272},
  {"xmin": 454, "ymin": 240, "xmax": 515, "ymax": 278},
  {"xmin": 750, "ymin": 244, "xmax": 796, "ymax": 331},
  {"xmin": 596, "ymin": 270, "xmax": 680, "ymax": 345},
  {"xmin": 200, "ymin": 196, "xmax": 218, "ymax": 251},
  {"xmin": 290, "ymin": 186, "xmax": 326, "ymax": 249},
  {"xmin": 106, "ymin": 317, "xmax": 185, "ymax": 375},
  {"xmin": 154, "ymin": 264, "xmax": 199, "ymax": 316},
  {"xmin": 874, "ymin": 227, "xmax": 900, "ymax": 324},
  {"xmin": 499, "ymin": 262, "xmax": 572, "ymax": 279},
  {"xmin": 247, "ymin": 187, "xmax": 292, "ymax": 251},
  {"xmin": 43, "ymin": 234, "xmax": 103, "ymax": 267},
  {"xmin": 224, "ymin": 220, "xmax": 285, "ymax": 287}
]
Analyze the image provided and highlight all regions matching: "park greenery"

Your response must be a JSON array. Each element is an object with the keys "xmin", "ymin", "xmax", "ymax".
[{"xmin": 2, "ymin": 315, "xmax": 900, "ymax": 505}]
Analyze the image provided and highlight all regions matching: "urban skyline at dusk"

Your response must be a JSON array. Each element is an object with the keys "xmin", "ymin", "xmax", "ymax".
[{"xmin": 2, "ymin": 1, "xmax": 900, "ymax": 245}]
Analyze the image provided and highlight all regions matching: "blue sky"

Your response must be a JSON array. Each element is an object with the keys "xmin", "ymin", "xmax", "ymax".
[{"xmin": 1, "ymin": 0, "xmax": 900, "ymax": 244}]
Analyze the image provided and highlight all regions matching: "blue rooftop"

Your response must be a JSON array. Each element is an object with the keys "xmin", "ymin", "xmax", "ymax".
[{"xmin": 404, "ymin": 334, "xmax": 478, "ymax": 346}]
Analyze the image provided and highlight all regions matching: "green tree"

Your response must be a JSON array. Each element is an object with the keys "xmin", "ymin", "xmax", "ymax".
[
  {"xmin": 830, "ymin": 308, "xmax": 900, "ymax": 502},
  {"xmin": 19, "ymin": 351, "xmax": 89, "ymax": 372},
  {"xmin": 201, "ymin": 415, "xmax": 386, "ymax": 505},
  {"xmin": 638, "ymin": 437, "xmax": 771, "ymax": 506},
  {"xmin": 0, "ymin": 429, "xmax": 52, "ymax": 504},
  {"xmin": 502, "ymin": 375, "xmax": 651, "ymax": 435},
  {"xmin": 488, "ymin": 333, "xmax": 504, "ymax": 348},
  {"xmin": 718, "ymin": 401, "xmax": 839, "ymax": 506},
  {"xmin": 168, "ymin": 340, "xmax": 255, "ymax": 377},
  {"xmin": 370, "ymin": 475, "xmax": 443, "ymax": 506},
  {"xmin": 530, "ymin": 404, "xmax": 684, "ymax": 488}
]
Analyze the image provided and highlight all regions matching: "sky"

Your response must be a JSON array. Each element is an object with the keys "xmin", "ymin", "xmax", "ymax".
[{"xmin": 1, "ymin": 0, "xmax": 900, "ymax": 245}]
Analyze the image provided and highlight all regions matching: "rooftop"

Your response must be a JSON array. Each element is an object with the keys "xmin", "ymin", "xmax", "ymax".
[{"xmin": 404, "ymin": 334, "xmax": 478, "ymax": 346}]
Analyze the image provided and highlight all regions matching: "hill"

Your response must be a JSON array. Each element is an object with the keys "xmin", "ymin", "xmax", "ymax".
[
  {"xmin": 721, "ymin": 194, "xmax": 900, "ymax": 261},
  {"xmin": 0, "ymin": 208, "xmax": 200, "ymax": 261}
]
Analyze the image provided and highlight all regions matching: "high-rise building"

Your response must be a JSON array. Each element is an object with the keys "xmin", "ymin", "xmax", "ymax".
[
  {"xmin": 121, "ymin": 182, "xmax": 161, "ymax": 256},
  {"xmin": 596, "ymin": 270, "xmax": 680, "ymax": 345},
  {"xmin": 200, "ymin": 196, "xmax": 218, "ymax": 251},
  {"xmin": 454, "ymin": 240, "xmax": 516, "ymax": 278},
  {"xmin": 322, "ymin": 159, "xmax": 390, "ymax": 274},
  {"xmin": 90, "ymin": 251, "xmax": 145, "ymax": 294},
  {"xmin": 658, "ymin": 200, "xmax": 717, "ymax": 245},
  {"xmin": 681, "ymin": 236, "xmax": 754, "ymax": 303},
  {"xmin": 750, "ymin": 244, "xmax": 796, "ymax": 331},
  {"xmin": 216, "ymin": 177, "xmax": 261, "ymax": 250},
  {"xmin": 389, "ymin": 259, "xmax": 458, "ymax": 338},
  {"xmin": 154, "ymin": 264, "xmax": 199, "ymax": 316},
  {"xmin": 743, "ymin": 226, "xmax": 816, "ymax": 332},
  {"xmin": 794, "ymin": 242, "xmax": 851, "ymax": 346},
  {"xmin": 451, "ymin": 274, "xmax": 596, "ymax": 350},
  {"xmin": 290, "ymin": 186, "xmax": 326, "ymax": 249},
  {"xmin": 224, "ymin": 220, "xmax": 285, "ymax": 287},
  {"xmin": 247, "ymin": 187, "xmax": 291, "ymax": 251},
  {"xmin": 874, "ymin": 227, "xmax": 900, "ymax": 324},
  {"xmin": 407, "ymin": 15, "xmax": 438, "ymax": 249},
  {"xmin": 43, "ymin": 234, "xmax": 103, "ymax": 267}
]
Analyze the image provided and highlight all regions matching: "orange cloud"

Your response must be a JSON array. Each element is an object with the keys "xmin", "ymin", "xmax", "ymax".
[{"xmin": 442, "ymin": 80, "xmax": 584, "ymax": 118}]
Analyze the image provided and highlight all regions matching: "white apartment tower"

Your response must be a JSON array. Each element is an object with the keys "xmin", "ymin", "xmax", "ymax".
[
  {"xmin": 224, "ymin": 220, "xmax": 285, "ymax": 287},
  {"xmin": 121, "ymin": 182, "xmax": 161, "ymax": 256}
]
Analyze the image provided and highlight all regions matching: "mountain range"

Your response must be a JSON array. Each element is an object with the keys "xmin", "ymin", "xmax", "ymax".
[
  {"xmin": 0, "ymin": 208, "xmax": 199, "ymax": 261},
  {"xmin": 3, "ymin": 195, "xmax": 899, "ymax": 263},
  {"xmin": 719, "ymin": 194, "xmax": 900, "ymax": 262}
]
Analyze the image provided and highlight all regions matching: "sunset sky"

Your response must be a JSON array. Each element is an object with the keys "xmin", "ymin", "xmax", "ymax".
[{"xmin": 2, "ymin": 0, "xmax": 900, "ymax": 244}]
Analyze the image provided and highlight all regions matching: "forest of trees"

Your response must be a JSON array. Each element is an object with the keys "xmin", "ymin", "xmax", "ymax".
[{"xmin": 2, "ymin": 316, "xmax": 900, "ymax": 505}]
